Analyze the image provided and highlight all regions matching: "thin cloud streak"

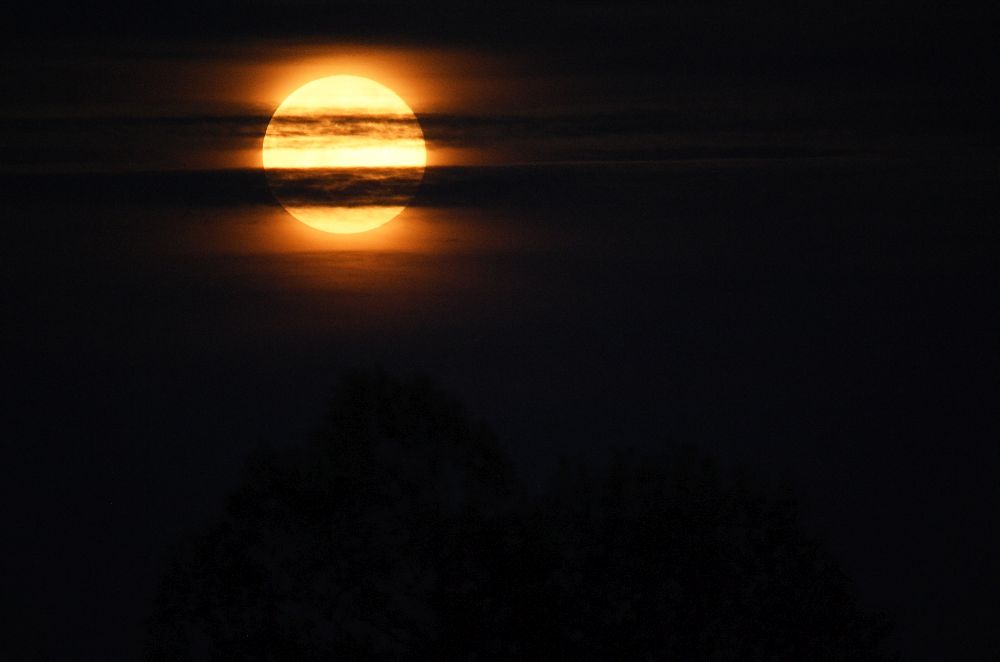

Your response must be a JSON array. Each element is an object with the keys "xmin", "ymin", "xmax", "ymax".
[{"xmin": 6, "ymin": 106, "xmax": 973, "ymax": 173}]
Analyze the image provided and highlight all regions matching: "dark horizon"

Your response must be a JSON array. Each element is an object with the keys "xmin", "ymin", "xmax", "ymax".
[{"xmin": 3, "ymin": 2, "xmax": 998, "ymax": 660}]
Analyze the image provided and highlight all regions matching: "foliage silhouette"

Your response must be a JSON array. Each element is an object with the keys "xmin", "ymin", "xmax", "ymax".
[
  {"xmin": 147, "ymin": 369, "xmax": 894, "ymax": 661},
  {"xmin": 539, "ymin": 449, "xmax": 895, "ymax": 661}
]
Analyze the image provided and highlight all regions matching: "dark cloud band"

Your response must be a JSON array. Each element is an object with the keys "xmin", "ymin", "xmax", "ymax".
[{"xmin": 265, "ymin": 167, "xmax": 424, "ymax": 209}]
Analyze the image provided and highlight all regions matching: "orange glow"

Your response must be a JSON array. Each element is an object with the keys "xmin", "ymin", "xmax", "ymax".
[
  {"xmin": 279, "ymin": 205, "xmax": 409, "ymax": 234},
  {"xmin": 230, "ymin": 45, "xmax": 521, "ymax": 169},
  {"xmin": 263, "ymin": 75, "xmax": 426, "ymax": 234}
]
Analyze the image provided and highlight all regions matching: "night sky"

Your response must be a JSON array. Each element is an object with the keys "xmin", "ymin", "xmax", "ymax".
[{"xmin": 3, "ymin": 2, "xmax": 998, "ymax": 660}]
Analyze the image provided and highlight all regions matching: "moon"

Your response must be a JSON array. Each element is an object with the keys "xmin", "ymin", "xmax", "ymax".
[{"xmin": 263, "ymin": 76, "xmax": 426, "ymax": 234}]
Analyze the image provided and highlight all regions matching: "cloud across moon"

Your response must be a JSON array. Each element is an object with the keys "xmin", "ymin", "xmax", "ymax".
[{"xmin": 263, "ymin": 75, "xmax": 426, "ymax": 234}]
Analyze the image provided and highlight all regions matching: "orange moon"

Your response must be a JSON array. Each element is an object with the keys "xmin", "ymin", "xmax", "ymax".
[{"xmin": 263, "ymin": 76, "xmax": 426, "ymax": 234}]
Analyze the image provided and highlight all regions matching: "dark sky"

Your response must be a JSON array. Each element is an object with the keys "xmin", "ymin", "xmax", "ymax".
[{"xmin": 3, "ymin": 2, "xmax": 998, "ymax": 660}]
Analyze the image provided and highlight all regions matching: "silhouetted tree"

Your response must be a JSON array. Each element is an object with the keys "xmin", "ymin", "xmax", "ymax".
[
  {"xmin": 147, "ymin": 370, "xmax": 894, "ymax": 661},
  {"xmin": 538, "ymin": 448, "xmax": 895, "ymax": 661},
  {"xmin": 147, "ymin": 369, "xmax": 520, "ymax": 661}
]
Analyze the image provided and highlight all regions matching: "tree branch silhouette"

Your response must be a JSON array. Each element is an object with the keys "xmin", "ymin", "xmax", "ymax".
[{"xmin": 148, "ymin": 369, "xmax": 895, "ymax": 661}]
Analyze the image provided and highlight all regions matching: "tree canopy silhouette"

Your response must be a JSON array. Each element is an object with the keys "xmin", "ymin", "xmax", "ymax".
[{"xmin": 147, "ymin": 369, "xmax": 894, "ymax": 661}]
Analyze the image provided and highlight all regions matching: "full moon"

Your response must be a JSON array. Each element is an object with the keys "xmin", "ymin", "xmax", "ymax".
[{"xmin": 263, "ymin": 76, "xmax": 426, "ymax": 234}]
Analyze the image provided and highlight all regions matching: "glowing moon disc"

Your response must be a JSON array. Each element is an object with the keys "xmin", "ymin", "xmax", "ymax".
[{"xmin": 263, "ymin": 76, "xmax": 426, "ymax": 234}]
